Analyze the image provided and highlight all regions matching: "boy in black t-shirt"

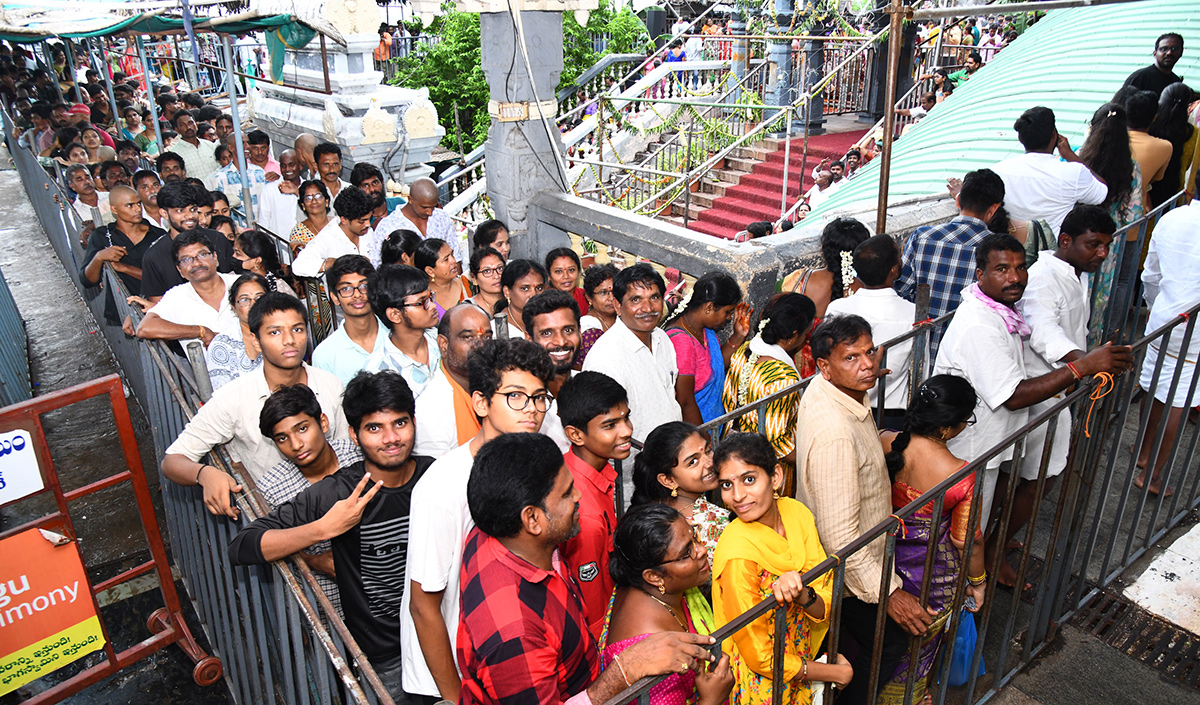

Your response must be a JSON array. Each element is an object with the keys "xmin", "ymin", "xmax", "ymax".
[{"xmin": 229, "ymin": 369, "xmax": 432, "ymax": 699}]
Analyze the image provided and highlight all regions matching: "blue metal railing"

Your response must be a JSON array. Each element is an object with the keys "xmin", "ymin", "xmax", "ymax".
[{"xmin": 0, "ymin": 262, "xmax": 31, "ymax": 406}]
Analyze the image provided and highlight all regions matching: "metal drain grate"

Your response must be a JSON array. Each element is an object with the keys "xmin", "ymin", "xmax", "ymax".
[{"xmin": 1072, "ymin": 591, "xmax": 1200, "ymax": 690}]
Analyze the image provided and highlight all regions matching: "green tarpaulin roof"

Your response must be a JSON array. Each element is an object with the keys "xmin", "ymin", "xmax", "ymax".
[
  {"xmin": 806, "ymin": 0, "xmax": 1200, "ymax": 222},
  {"xmin": 0, "ymin": 11, "xmax": 334, "ymax": 44}
]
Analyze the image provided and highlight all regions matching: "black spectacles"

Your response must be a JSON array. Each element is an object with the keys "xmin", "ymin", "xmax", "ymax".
[
  {"xmin": 336, "ymin": 282, "xmax": 369, "ymax": 298},
  {"xmin": 660, "ymin": 525, "xmax": 704, "ymax": 565},
  {"xmin": 493, "ymin": 390, "xmax": 553, "ymax": 412},
  {"xmin": 177, "ymin": 251, "xmax": 215, "ymax": 267},
  {"xmin": 401, "ymin": 293, "xmax": 437, "ymax": 310}
]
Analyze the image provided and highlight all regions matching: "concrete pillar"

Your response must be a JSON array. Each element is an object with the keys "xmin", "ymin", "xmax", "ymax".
[
  {"xmin": 802, "ymin": 39, "xmax": 826, "ymax": 135},
  {"xmin": 730, "ymin": 12, "xmax": 748, "ymax": 85},
  {"xmin": 480, "ymin": 11, "xmax": 568, "ymax": 259},
  {"xmin": 861, "ymin": 14, "xmax": 916, "ymax": 123}
]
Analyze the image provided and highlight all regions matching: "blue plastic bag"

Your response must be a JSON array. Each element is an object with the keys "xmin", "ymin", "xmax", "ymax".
[{"xmin": 948, "ymin": 609, "xmax": 985, "ymax": 686}]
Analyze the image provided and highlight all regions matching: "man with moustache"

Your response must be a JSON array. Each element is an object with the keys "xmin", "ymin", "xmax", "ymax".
[
  {"xmin": 161, "ymin": 292, "xmax": 349, "ymax": 503},
  {"xmin": 135, "ymin": 182, "xmax": 235, "ymax": 303},
  {"xmin": 351, "ymin": 162, "xmax": 391, "ymax": 229},
  {"xmin": 257, "ymin": 149, "xmax": 303, "ymax": 238},
  {"xmin": 934, "ymin": 233, "xmax": 1132, "ymax": 585},
  {"xmin": 135, "ymin": 229, "xmax": 239, "ymax": 347},
  {"xmin": 170, "ymin": 110, "xmax": 219, "ymax": 179},
  {"xmin": 134, "ymin": 170, "xmax": 166, "ymax": 230},
  {"xmin": 80, "ymin": 185, "xmax": 161, "ymax": 322},
  {"xmin": 229, "ymin": 371, "xmax": 433, "ymax": 700},
  {"xmin": 414, "ymin": 303, "xmax": 494, "ymax": 459}
]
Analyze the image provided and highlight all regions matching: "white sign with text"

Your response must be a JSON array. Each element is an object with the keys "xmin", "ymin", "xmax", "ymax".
[{"xmin": 0, "ymin": 430, "xmax": 42, "ymax": 506}]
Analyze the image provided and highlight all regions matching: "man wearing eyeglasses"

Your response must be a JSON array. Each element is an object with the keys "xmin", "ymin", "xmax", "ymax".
[
  {"xmin": 364, "ymin": 263, "xmax": 443, "ymax": 397},
  {"xmin": 414, "ymin": 303, "xmax": 494, "ymax": 460},
  {"xmin": 402, "ymin": 338, "xmax": 556, "ymax": 704},
  {"xmin": 135, "ymin": 229, "xmax": 239, "ymax": 348},
  {"xmin": 312, "ymin": 255, "xmax": 391, "ymax": 385},
  {"xmin": 1123, "ymin": 33, "xmax": 1184, "ymax": 97}
]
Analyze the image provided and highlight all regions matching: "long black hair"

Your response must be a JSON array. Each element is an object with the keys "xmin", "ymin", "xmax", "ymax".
[
  {"xmin": 235, "ymin": 230, "xmax": 287, "ymax": 291},
  {"xmin": 609, "ymin": 503, "xmax": 685, "ymax": 588},
  {"xmin": 820, "ymin": 217, "xmax": 871, "ymax": 301},
  {"xmin": 1078, "ymin": 103, "xmax": 1134, "ymax": 208},
  {"xmin": 631, "ymin": 422, "xmax": 707, "ymax": 505},
  {"xmin": 667, "ymin": 271, "xmax": 743, "ymax": 322},
  {"xmin": 885, "ymin": 375, "xmax": 977, "ymax": 479}
]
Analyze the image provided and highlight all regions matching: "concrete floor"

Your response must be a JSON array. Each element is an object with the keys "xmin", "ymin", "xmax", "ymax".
[{"xmin": 0, "ymin": 167, "xmax": 230, "ymax": 705}]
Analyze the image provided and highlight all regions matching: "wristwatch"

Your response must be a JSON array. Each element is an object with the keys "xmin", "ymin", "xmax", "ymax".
[{"xmin": 799, "ymin": 586, "xmax": 818, "ymax": 609}]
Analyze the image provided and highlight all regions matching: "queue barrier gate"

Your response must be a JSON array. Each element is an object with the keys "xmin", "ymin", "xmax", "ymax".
[{"xmin": 0, "ymin": 374, "xmax": 220, "ymax": 703}]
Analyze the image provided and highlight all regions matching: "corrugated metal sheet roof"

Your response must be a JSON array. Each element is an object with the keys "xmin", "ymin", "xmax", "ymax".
[{"xmin": 807, "ymin": 0, "xmax": 1200, "ymax": 222}]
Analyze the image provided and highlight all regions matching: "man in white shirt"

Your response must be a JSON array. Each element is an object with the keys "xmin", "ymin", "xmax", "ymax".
[
  {"xmin": 1136, "ymin": 198, "xmax": 1200, "ymax": 496},
  {"xmin": 364, "ymin": 263, "xmax": 442, "ymax": 397},
  {"xmin": 1016, "ymin": 205, "xmax": 1117, "ymax": 505},
  {"xmin": 934, "ymin": 233, "xmax": 1132, "ymax": 587},
  {"xmin": 990, "ymin": 106, "xmax": 1108, "ymax": 234},
  {"xmin": 402, "ymin": 337, "xmax": 554, "ymax": 703},
  {"xmin": 671, "ymin": 16, "xmax": 690, "ymax": 36},
  {"xmin": 291, "ymin": 186, "xmax": 375, "ymax": 277},
  {"xmin": 414, "ymin": 303, "xmax": 492, "ymax": 459},
  {"xmin": 169, "ymin": 111, "xmax": 220, "ymax": 180},
  {"xmin": 804, "ymin": 169, "xmax": 837, "ymax": 210},
  {"xmin": 313, "ymin": 142, "xmax": 350, "ymax": 201},
  {"xmin": 135, "ymin": 230, "xmax": 238, "ymax": 347},
  {"xmin": 257, "ymin": 149, "xmax": 303, "ymax": 239},
  {"xmin": 826, "ymin": 234, "xmax": 915, "ymax": 428},
  {"xmin": 312, "ymin": 256, "xmax": 389, "ymax": 385},
  {"xmin": 161, "ymin": 293, "xmax": 350, "ymax": 510},
  {"xmin": 367, "ymin": 177, "xmax": 462, "ymax": 267},
  {"xmin": 583, "ymin": 263, "xmax": 682, "ymax": 501}
]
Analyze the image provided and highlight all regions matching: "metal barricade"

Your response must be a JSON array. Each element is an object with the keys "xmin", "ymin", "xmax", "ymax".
[{"xmin": 0, "ymin": 261, "xmax": 31, "ymax": 406}]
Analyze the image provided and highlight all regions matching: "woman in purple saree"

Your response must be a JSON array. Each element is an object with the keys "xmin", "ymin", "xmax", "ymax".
[{"xmin": 879, "ymin": 375, "xmax": 988, "ymax": 704}]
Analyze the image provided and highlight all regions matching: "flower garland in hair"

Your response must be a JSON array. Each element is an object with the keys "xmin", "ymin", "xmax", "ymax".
[
  {"xmin": 674, "ymin": 284, "xmax": 695, "ymax": 315},
  {"xmin": 840, "ymin": 250, "xmax": 858, "ymax": 296}
]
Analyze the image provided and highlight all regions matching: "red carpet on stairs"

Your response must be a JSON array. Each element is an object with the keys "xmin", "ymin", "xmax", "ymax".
[{"xmin": 688, "ymin": 128, "xmax": 868, "ymax": 240}]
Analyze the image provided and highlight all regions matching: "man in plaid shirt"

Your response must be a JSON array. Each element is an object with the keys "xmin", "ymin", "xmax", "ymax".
[
  {"xmin": 895, "ymin": 169, "xmax": 1006, "ymax": 359},
  {"xmin": 458, "ymin": 433, "xmax": 720, "ymax": 705}
]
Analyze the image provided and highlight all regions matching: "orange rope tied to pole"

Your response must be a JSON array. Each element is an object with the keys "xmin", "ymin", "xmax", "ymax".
[
  {"xmin": 912, "ymin": 318, "xmax": 935, "ymax": 328},
  {"xmin": 1084, "ymin": 372, "xmax": 1116, "ymax": 438},
  {"xmin": 888, "ymin": 514, "xmax": 908, "ymax": 539}
]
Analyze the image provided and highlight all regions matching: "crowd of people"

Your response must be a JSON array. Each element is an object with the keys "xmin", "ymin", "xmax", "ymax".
[{"xmin": 5, "ymin": 25, "xmax": 1198, "ymax": 705}]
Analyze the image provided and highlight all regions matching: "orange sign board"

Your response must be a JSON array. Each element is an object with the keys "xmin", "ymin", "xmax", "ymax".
[{"xmin": 0, "ymin": 528, "xmax": 106, "ymax": 695}]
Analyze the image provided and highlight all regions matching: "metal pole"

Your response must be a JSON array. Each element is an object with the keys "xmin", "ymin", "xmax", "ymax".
[
  {"xmin": 222, "ymin": 35, "xmax": 256, "ymax": 227},
  {"xmin": 137, "ymin": 36, "xmax": 165, "ymax": 156},
  {"xmin": 99, "ymin": 39, "xmax": 123, "ymax": 139},
  {"xmin": 682, "ymin": 117, "xmax": 694, "ymax": 228},
  {"xmin": 62, "ymin": 39, "xmax": 80, "ymax": 103},
  {"xmin": 874, "ymin": 0, "xmax": 903, "ymax": 235},
  {"xmin": 779, "ymin": 106, "xmax": 793, "ymax": 219}
]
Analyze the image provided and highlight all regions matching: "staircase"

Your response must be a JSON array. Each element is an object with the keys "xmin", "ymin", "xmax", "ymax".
[{"xmin": 668, "ymin": 129, "xmax": 868, "ymax": 240}]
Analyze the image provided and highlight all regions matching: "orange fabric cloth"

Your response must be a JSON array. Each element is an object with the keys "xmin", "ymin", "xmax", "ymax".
[{"xmin": 445, "ymin": 365, "xmax": 481, "ymax": 444}]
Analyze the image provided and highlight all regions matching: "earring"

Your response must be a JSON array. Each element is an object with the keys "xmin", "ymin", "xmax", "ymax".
[
  {"xmin": 670, "ymin": 487, "xmax": 678, "ymax": 498},
  {"xmin": 658, "ymin": 582, "xmax": 666, "ymax": 595},
  {"xmin": 773, "ymin": 490, "xmax": 780, "ymax": 500}
]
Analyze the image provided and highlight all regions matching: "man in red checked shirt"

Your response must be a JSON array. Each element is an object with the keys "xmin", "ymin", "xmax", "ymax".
[{"xmin": 459, "ymin": 433, "xmax": 720, "ymax": 705}]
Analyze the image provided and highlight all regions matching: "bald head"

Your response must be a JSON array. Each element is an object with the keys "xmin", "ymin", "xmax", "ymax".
[
  {"xmin": 109, "ymin": 185, "xmax": 142, "ymax": 225},
  {"xmin": 410, "ymin": 177, "xmax": 438, "ymax": 202},
  {"xmin": 278, "ymin": 148, "xmax": 301, "ymax": 181},
  {"xmin": 438, "ymin": 303, "xmax": 493, "ymax": 377}
]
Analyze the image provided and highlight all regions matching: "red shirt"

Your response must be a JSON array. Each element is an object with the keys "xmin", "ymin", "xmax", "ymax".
[
  {"xmin": 458, "ymin": 528, "xmax": 598, "ymax": 705},
  {"xmin": 559, "ymin": 450, "xmax": 616, "ymax": 640}
]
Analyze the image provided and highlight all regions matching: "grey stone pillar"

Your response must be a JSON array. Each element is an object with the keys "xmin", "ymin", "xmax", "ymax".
[
  {"xmin": 481, "ymin": 11, "xmax": 569, "ymax": 259},
  {"xmin": 802, "ymin": 39, "xmax": 826, "ymax": 135},
  {"xmin": 766, "ymin": 0, "xmax": 794, "ymax": 112},
  {"xmin": 861, "ymin": 10, "xmax": 916, "ymax": 123}
]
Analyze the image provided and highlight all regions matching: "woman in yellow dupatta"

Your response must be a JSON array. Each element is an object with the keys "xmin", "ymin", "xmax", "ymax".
[{"xmin": 712, "ymin": 434, "xmax": 853, "ymax": 705}]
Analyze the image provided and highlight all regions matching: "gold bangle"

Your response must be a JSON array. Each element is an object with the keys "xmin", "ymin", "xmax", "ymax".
[
  {"xmin": 967, "ymin": 571, "xmax": 987, "ymax": 585},
  {"xmin": 613, "ymin": 653, "xmax": 631, "ymax": 687}
]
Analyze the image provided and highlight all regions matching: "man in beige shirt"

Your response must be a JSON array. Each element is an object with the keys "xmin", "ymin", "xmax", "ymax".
[{"xmin": 796, "ymin": 314, "xmax": 936, "ymax": 705}]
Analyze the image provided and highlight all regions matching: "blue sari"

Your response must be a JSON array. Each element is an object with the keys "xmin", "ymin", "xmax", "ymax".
[{"xmin": 696, "ymin": 328, "xmax": 726, "ymax": 423}]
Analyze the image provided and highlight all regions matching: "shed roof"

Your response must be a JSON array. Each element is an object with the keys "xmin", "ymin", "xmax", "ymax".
[{"xmin": 806, "ymin": 0, "xmax": 1200, "ymax": 222}]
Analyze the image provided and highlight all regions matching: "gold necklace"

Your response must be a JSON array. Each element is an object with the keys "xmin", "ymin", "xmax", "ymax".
[{"xmin": 644, "ymin": 590, "xmax": 688, "ymax": 631}]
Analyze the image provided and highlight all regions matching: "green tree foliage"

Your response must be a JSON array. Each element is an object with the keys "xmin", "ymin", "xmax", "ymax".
[
  {"xmin": 388, "ymin": 5, "xmax": 490, "ymax": 151},
  {"xmin": 388, "ymin": 0, "xmax": 649, "ymax": 151}
]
